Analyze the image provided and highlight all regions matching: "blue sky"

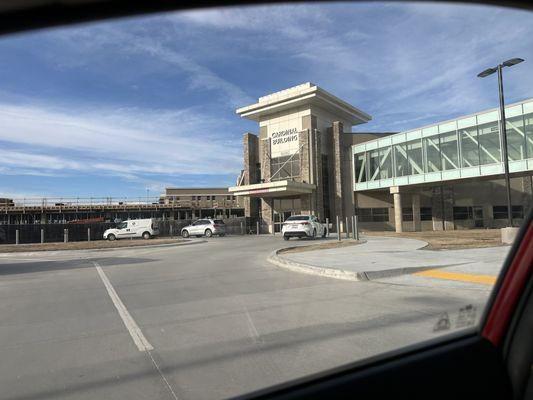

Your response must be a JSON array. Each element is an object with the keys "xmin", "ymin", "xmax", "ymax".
[{"xmin": 0, "ymin": 2, "xmax": 532, "ymax": 199}]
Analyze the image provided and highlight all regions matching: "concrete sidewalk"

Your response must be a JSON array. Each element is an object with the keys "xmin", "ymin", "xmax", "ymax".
[{"xmin": 274, "ymin": 235, "xmax": 510, "ymax": 281}]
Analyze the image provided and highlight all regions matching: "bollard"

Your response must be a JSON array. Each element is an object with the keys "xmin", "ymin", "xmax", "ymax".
[
  {"xmin": 41, "ymin": 228, "xmax": 44, "ymax": 244},
  {"xmin": 271, "ymin": 222, "xmax": 274, "ymax": 235},
  {"xmin": 345, "ymin": 217, "xmax": 349, "ymax": 239},
  {"xmin": 16, "ymin": 229, "xmax": 19, "ymax": 245},
  {"xmin": 354, "ymin": 215, "xmax": 359, "ymax": 241},
  {"xmin": 87, "ymin": 227, "xmax": 91, "ymax": 242},
  {"xmin": 64, "ymin": 228, "xmax": 68, "ymax": 243},
  {"xmin": 256, "ymin": 221, "xmax": 259, "ymax": 236},
  {"xmin": 336, "ymin": 216, "xmax": 341, "ymax": 242},
  {"xmin": 240, "ymin": 221, "xmax": 244, "ymax": 235},
  {"xmin": 326, "ymin": 218, "xmax": 329, "ymax": 237},
  {"xmin": 169, "ymin": 225, "xmax": 173, "ymax": 238}
]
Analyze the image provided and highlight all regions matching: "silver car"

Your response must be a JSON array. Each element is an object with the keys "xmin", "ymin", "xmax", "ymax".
[{"xmin": 181, "ymin": 219, "xmax": 226, "ymax": 238}]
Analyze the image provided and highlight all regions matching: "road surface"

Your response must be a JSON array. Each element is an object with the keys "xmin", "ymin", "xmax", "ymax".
[{"xmin": 0, "ymin": 235, "xmax": 507, "ymax": 400}]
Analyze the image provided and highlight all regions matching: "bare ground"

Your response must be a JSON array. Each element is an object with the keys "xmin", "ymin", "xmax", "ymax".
[
  {"xmin": 0, "ymin": 238, "xmax": 189, "ymax": 253},
  {"xmin": 363, "ymin": 229, "xmax": 503, "ymax": 250},
  {"xmin": 278, "ymin": 240, "xmax": 361, "ymax": 254}
]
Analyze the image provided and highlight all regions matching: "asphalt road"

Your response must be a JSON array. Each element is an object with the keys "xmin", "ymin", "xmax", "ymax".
[{"xmin": 0, "ymin": 235, "xmax": 505, "ymax": 400}]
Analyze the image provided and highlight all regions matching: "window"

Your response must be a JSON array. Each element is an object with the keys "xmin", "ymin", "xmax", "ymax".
[
  {"xmin": 406, "ymin": 140, "xmax": 423, "ymax": 175},
  {"xmin": 402, "ymin": 207, "xmax": 413, "ymax": 221},
  {"xmin": 421, "ymin": 207, "xmax": 433, "ymax": 221},
  {"xmin": 394, "ymin": 144, "xmax": 409, "ymax": 177},
  {"xmin": 493, "ymin": 205, "xmax": 524, "ymax": 219},
  {"xmin": 379, "ymin": 147, "xmax": 392, "ymax": 179},
  {"xmin": 506, "ymin": 115, "xmax": 526, "ymax": 161},
  {"xmin": 453, "ymin": 206, "xmax": 472, "ymax": 220},
  {"xmin": 477, "ymin": 120, "xmax": 501, "ymax": 165},
  {"xmin": 1, "ymin": 4, "xmax": 528, "ymax": 399},
  {"xmin": 525, "ymin": 113, "xmax": 533, "ymax": 159},
  {"xmin": 271, "ymin": 153, "xmax": 300, "ymax": 181},
  {"xmin": 440, "ymin": 131, "xmax": 459, "ymax": 170},
  {"xmin": 424, "ymin": 136, "xmax": 441, "ymax": 172},
  {"xmin": 460, "ymin": 126, "xmax": 480, "ymax": 167},
  {"xmin": 368, "ymin": 149, "xmax": 380, "ymax": 181},
  {"xmin": 286, "ymin": 215, "xmax": 310, "ymax": 221},
  {"xmin": 358, "ymin": 208, "xmax": 389, "ymax": 222},
  {"xmin": 354, "ymin": 152, "xmax": 367, "ymax": 182}
]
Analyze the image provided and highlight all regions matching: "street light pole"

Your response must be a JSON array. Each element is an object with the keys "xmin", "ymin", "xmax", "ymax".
[
  {"xmin": 477, "ymin": 57, "xmax": 524, "ymax": 228},
  {"xmin": 496, "ymin": 65, "xmax": 513, "ymax": 227}
]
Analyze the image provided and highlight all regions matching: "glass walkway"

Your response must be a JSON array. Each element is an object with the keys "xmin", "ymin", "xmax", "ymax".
[{"xmin": 353, "ymin": 99, "xmax": 533, "ymax": 191}]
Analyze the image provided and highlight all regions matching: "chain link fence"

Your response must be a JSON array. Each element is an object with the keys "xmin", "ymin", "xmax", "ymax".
[{"xmin": 0, "ymin": 217, "xmax": 252, "ymax": 245}]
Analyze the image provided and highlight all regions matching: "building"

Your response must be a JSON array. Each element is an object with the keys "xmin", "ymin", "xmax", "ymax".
[
  {"xmin": 230, "ymin": 83, "xmax": 533, "ymax": 232},
  {"xmin": 160, "ymin": 187, "xmax": 244, "ymax": 219},
  {"xmin": 0, "ymin": 189, "xmax": 244, "ymax": 224},
  {"xmin": 229, "ymin": 83, "xmax": 393, "ymax": 233},
  {"xmin": 353, "ymin": 98, "xmax": 533, "ymax": 232}
]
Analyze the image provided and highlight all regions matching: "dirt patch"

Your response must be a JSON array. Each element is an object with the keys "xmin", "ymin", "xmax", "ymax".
[
  {"xmin": 363, "ymin": 229, "xmax": 503, "ymax": 250},
  {"xmin": 279, "ymin": 240, "xmax": 361, "ymax": 254},
  {"xmin": 0, "ymin": 238, "xmax": 189, "ymax": 253}
]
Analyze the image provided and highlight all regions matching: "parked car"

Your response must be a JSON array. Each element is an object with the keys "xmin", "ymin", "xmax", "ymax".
[
  {"xmin": 181, "ymin": 219, "xmax": 226, "ymax": 238},
  {"xmin": 282, "ymin": 215, "xmax": 327, "ymax": 240},
  {"xmin": 103, "ymin": 218, "xmax": 159, "ymax": 240}
]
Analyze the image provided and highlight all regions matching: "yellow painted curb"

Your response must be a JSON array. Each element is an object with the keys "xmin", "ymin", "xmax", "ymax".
[{"xmin": 414, "ymin": 269, "xmax": 497, "ymax": 285}]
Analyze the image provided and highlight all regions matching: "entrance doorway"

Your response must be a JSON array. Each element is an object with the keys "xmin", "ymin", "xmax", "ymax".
[
  {"xmin": 272, "ymin": 197, "xmax": 302, "ymax": 234},
  {"xmin": 472, "ymin": 206, "xmax": 484, "ymax": 228}
]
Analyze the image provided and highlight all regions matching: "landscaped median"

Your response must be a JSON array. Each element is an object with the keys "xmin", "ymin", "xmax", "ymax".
[{"xmin": 0, "ymin": 238, "xmax": 200, "ymax": 253}]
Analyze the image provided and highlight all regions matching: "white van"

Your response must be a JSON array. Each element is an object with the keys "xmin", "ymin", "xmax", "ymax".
[{"xmin": 103, "ymin": 219, "xmax": 159, "ymax": 241}]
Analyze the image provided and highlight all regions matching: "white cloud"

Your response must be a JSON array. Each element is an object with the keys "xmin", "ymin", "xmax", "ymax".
[
  {"xmin": 48, "ymin": 23, "xmax": 253, "ymax": 108},
  {"xmin": 0, "ymin": 102, "xmax": 243, "ymax": 179}
]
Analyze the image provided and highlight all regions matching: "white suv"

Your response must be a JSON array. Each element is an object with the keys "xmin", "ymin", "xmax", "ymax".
[
  {"xmin": 181, "ymin": 219, "xmax": 226, "ymax": 238},
  {"xmin": 282, "ymin": 215, "xmax": 327, "ymax": 240}
]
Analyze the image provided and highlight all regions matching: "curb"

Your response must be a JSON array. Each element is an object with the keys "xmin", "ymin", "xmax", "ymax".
[
  {"xmin": 0, "ymin": 239, "xmax": 207, "ymax": 255},
  {"xmin": 267, "ymin": 249, "xmax": 438, "ymax": 282}
]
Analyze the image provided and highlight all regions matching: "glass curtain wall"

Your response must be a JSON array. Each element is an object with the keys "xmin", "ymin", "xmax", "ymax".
[
  {"xmin": 379, "ymin": 147, "xmax": 393, "ymax": 179},
  {"xmin": 394, "ymin": 143, "xmax": 409, "ymax": 177},
  {"xmin": 270, "ymin": 154, "xmax": 300, "ymax": 181},
  {"xmin": 506, "ymin": 115, "xmax": 526, "ymax": 161},
  {"xmin": 368, "ymin": 149, "xmax": 380, "ymax": 181},
  {"xmin": 424, "ymin": 136, "xmax": 441, "ymax": 172},
  {"xmin": 354, "ymin": 153, "xmax": 367, "ymax": 183},
  {"xmin": 353, "ymin": 102, "xmax": 533, "ymax": 185},
  {"xmin": 523, "ymin": 113, "xmax": 533, "ymax": 159},
  {"xmin": 440, "ymin": 131, "xmax": 459, "ymax": 170},
  {"xmin": 477, "ymin": 121, "xmax": 501, "ymax": 165},
  {"xmin": 460, "ymin": 125, "xmax": 480, "ymax": 167},
  {"xmin": 406, "ymin": 140, "xmax": 423, "ymax": 175}
]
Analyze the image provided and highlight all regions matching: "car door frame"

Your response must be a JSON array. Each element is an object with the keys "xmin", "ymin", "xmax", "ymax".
[{"xmin": 116, "ymin": 221, "xmax": 131, "ymax": 238}]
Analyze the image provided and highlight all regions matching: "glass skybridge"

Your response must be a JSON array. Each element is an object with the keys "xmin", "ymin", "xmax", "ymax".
[{"xmin": 353, "ymin": 99, "xmax": 533, "ymax": 191}]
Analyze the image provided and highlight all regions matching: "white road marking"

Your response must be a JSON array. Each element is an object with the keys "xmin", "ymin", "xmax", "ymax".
[
  {"xmin": 93, "ymin": 261, "xmax": 154, "ymax": 352},
  {"xmin": 147, "ymin": 350, "xmax": 179, "ymax": 400},
  {"xmin": 244, "ymin": 307, "xmax": 261, "ymax": 343}
]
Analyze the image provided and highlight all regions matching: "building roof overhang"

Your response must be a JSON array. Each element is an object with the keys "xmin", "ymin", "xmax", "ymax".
[
  {"xmin": 228, "ymin": 180, "xmax": 316, "ymax": 198},
  {"xmin": 236, "ymin": 83, "xmax": 371, "ymax": 126}
]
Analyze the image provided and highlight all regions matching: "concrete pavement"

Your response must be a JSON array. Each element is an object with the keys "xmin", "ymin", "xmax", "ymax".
[
  {"xmin": 277, "ymin": 235, "xmax": 509, "ymax": 286},
  {"xmin": 0, "ymin": 235, "xmax": 506, "ymax": 399}
]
